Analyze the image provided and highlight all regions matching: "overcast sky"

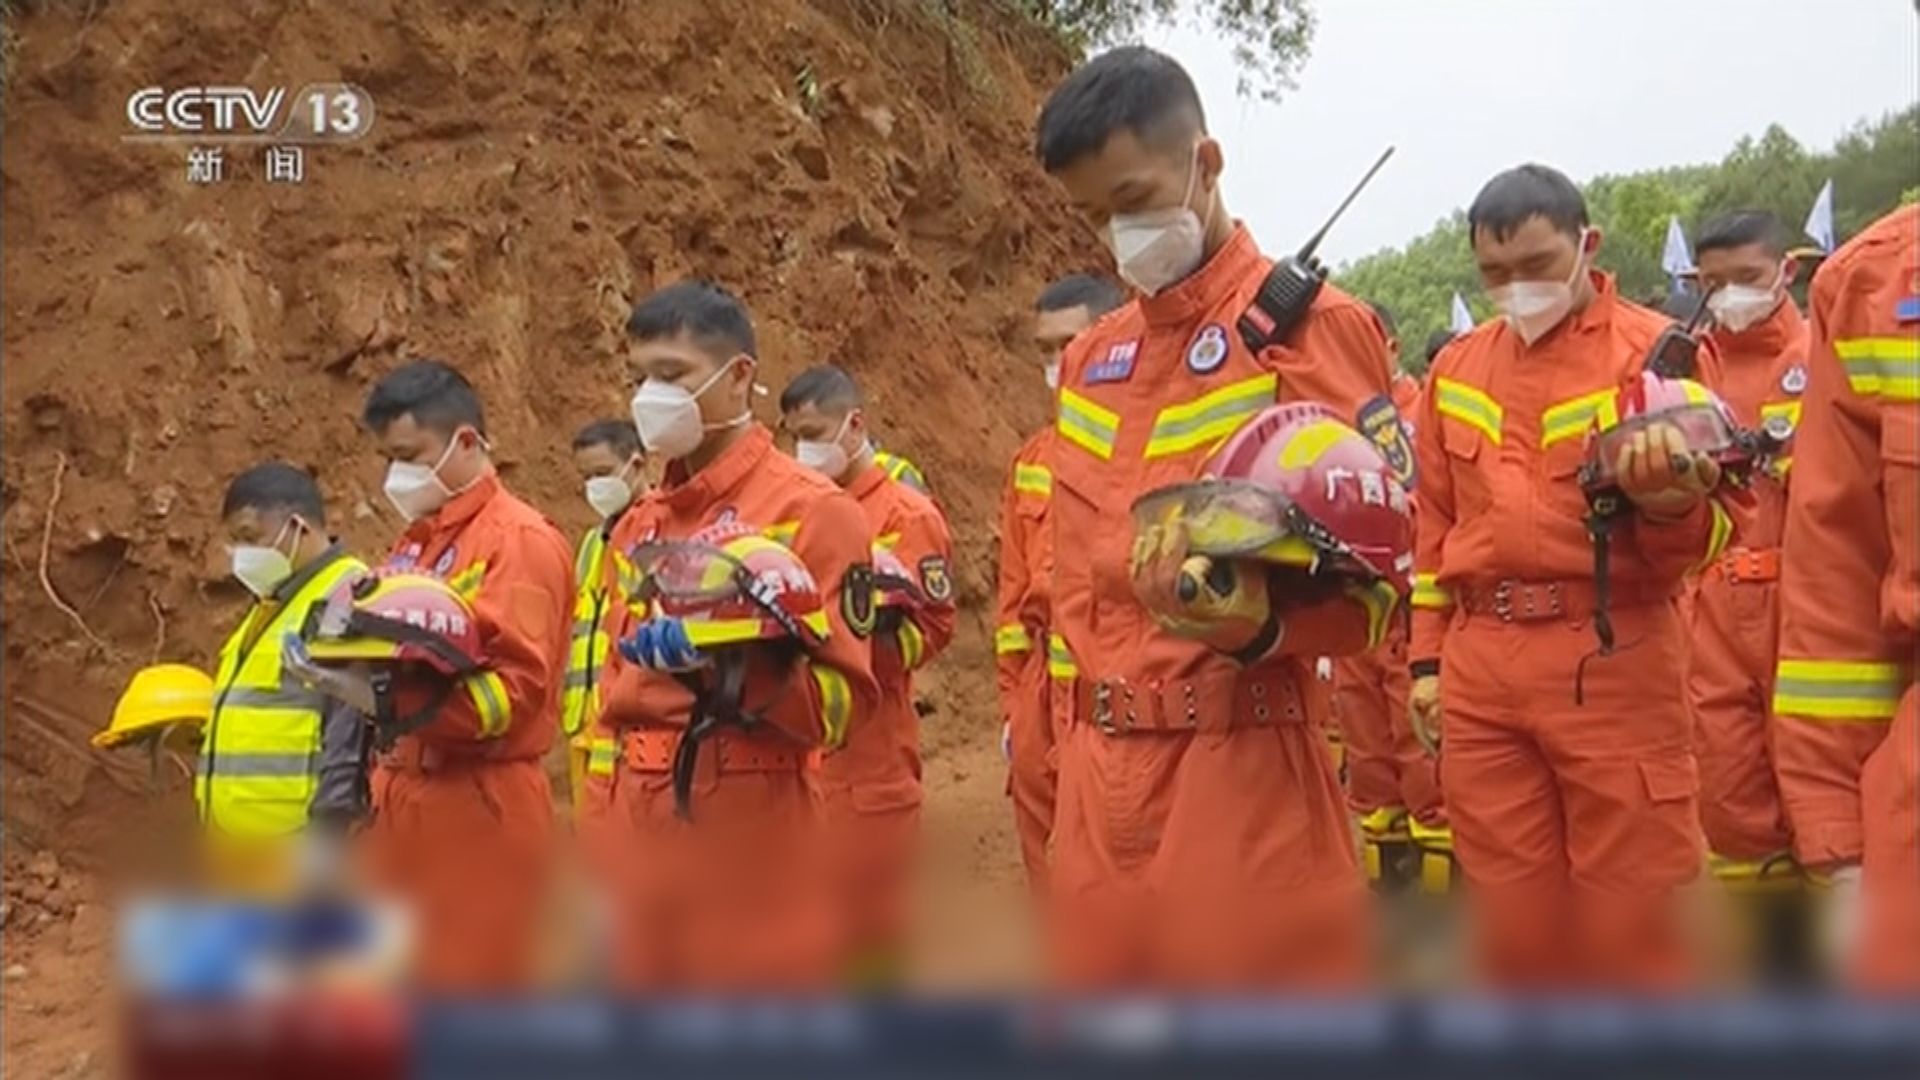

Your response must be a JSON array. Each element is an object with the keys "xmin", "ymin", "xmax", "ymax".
[{"xmin": 1145, "ymin": 0, "xmax": 1919, "ymax": 265}]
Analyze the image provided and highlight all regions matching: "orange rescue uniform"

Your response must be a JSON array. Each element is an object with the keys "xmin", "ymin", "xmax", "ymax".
[
  {"xmin": 995, "ymin": 428, "xmax": 1059, "ymax": 896},
  {"xmin": 1688, "ymin": 298, "xmax": 1807, "ymax": 871},
  {"xmin": 1046, "ymin": 225, "xmax": 1399, "ymax": 987},
  {"xmin": 1411, "ymin": 272, "xmax": 1753, "ymax": 987},
  {"xmin": 829, "ymin": 460, "xmax": 957, "ymax": 969},
  {"xmin": 367, "ymin": 473, "xmax": 572, "ymax": 990},
  {"xmin": 1772, "ymin": 205, "xmax": 1920, "ymax": 989},
  {"xmin": 597, "ymin": 426, "xmax": 879, "ymax": 988},
  {"xmin": 1334, "ymin": 372, "xmax": 1444, "ymax": 847}
]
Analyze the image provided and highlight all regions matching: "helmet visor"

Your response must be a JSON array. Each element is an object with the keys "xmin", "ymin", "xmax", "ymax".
[
  {"xmin": 1588, "ymin": 404, "xmax": 1736, "ymax": 487},
  {"xmin": 1131, "ymin": 480, "xmax": 1294, "ymax": 559}
]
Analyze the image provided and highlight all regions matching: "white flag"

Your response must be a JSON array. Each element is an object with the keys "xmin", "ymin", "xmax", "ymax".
[
  {"xmin": 1805, "ymin": 179, "xmax": 1836, "ymax": 254},
  {"xmin": 1661, "ymin": 215, "xmax": 1694, "ymax": 278},
  {"xmin": 1449, "ymin": 291, "xmax": 1474, "ymax": 335}
]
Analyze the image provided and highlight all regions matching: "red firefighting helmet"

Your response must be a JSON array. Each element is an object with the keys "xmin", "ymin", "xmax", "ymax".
[
  {"xmin": 871, "ymin": 546, "xmax": 925, "ymax": 614},
  {"xmin": 1582, "ymin": 371, "xmax": 1743, "ymax": 492},
  {"xmin": 630, "ymin": 522, "xmax": 829, "ymax": 650},
  {"xmin": 302, "ymin": 572, "xmax": 486, "ymax": 678},
  {"xmin": 1130, "ymin": 402, "xmax": 1414, "ymax": 583}
]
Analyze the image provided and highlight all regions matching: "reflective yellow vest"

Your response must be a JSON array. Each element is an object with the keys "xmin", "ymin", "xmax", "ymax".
[
  {"xmin": 561, "ymin": 527, "xmax": 615, "ymax": 737},
  {"xmin": 196, "ymin": 549, "xmax": 366, "ymax": 837}
]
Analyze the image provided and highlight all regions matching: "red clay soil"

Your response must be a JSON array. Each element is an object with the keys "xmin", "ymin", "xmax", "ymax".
[{"xmin": 3, "ymin": 0, "xmax": 1102, "ymax": 1071}]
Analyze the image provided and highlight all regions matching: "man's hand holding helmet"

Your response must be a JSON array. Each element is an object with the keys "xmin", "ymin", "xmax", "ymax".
[
  {"xmin": 1612, "ymin": 421, "xmax": 1722, "ymax": 520},
  {"xmin": 1129, "ymin": 516, "xmax": 1276, "ymax": 655}
]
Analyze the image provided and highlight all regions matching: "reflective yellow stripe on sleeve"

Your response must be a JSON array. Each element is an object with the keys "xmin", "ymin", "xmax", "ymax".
[
  {"xmin": 812, "ymin": 665, "xmax": 852, "ymax": 749},
  {"xmin": 1434, "ymin": 377, "xmax": 1505, "ymax": 445},
  {"xmin": 1836, "ymin": 337, "xmax": 1920, "ymax": 400},
  {"xmin": 1143, "ymin": 373, "xmax": 1277, "ymax": 459},
  {"xmin": 1410, "ymin": 572, "xmax": 1453, "ymax": 611},
  {"xmin": 1013, "ymin": 464, "xmax": 1053, "ymax": 498},
  {"xmin": 447, "ymin": 561, "xmax": 489, "ymax": 603},
  {"xmin": 1773, "ymin": 659, "xmax": 1909, "ymax": 722},
  {"xmin": 1046, "ymin": 633, "xmax": 1078, "ymax": 679},
  {"xmin": 995, "ymin": 624, "xmax": 1034, "ymax": 655},
  {"xmin": 1691, "ymin": 499, "xmax": 1736, "ymax": 573},
  {"xmin": 763, "ymin": 521, "xmax": 799, "ymax": 545},
  {"xmin": 463, "ymin": 670, "xmax": 511, "ymax": 738},
  {"xmin": 1540, "ymin": 389, "xmax": 1618, "ymax": 449},
  {"xmin": 1057, "ymin": 389, "xmax": 1121, "ymax": 460}
]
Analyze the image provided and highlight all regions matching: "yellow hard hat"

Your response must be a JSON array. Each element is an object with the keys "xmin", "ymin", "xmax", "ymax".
[{"xmin": 95, "ymin": 663, "xmax": 214, "ymax": 750}]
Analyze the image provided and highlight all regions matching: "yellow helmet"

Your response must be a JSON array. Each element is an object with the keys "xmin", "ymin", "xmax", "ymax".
[{"xmin": 95, "ymin": 664, "xmax": 213, "ymax": 750}]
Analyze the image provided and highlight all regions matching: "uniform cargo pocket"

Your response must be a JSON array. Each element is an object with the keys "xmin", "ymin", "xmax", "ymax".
[
  {"xmin": 849, "ymin": 776, "xmax": 923, "ymax": 815},
  {"xmin": 1638, "ymin": 756, "xmax": 1699, "ymax": 803}
]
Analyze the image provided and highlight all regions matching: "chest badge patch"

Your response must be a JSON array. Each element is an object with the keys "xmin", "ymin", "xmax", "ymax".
[
  {"xmin": 1186, "ymin": 323, "xmax": 1230, "ymax": 374},
  {"xmin": 842, "ymin": 562, "xmax": 876, "ymax": 639},
  {"xmin": 386, "ymin": 543, "xmax": 422, "ymax": 572},
  {"xmin": 432, "ymin": 545, "xmax": 459, "ymax": 577},
  {"xmin": 919, "ymin": 555, "xmax": 953, "ymax": 604},
  {"xmin": 1763, "ymin": 412, "xmax": 1797, "ymax": 441},
  {"xmin": 1896, "ymin": 296, "xmax": 1920, "ymax": 324},
  {"xmin": 1085, "ymin": 340, "xmax": 1139, "ymax": 385},
  {"xmin": 1780, "ymin": 364, "xmax": 1808, "ymax": 395},
  {"xmin": 1355, "ymin": 393, "xmax": 1417, "ymax": 491}
]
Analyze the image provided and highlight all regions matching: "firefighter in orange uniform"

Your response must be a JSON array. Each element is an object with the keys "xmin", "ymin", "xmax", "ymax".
[
  {"xmin": 996, "ymin": 274, "xmax": 1126, "ymax": 898},
  {"xmin": 1772, "ymin": 203, "xmax": 1919, "ymax": 990},
  {"xmin": 1035, "ymin": 47, "xmax": 1406, "ymax": 986},
  {"xmin": 598, "ymin": 281, "xmax": 879, "ymax": 988},
  {"xmin": 778, "ymin": 364, "xmax": 958, "ymax": 984},
  {"xmin": 1332, "ymin": 306, "xmax": 1450, "ymax": 892},
  {"xmin": 1685, "ymin": 211, "xmax": 1815, "ymax": 977},
  {"xmin": 359, "ymin": 360, "xmax": 573, "ymax": 989},
  {"xmin": 1408, "ymin": 165, "xmax": 1755, "ymax": 987}
]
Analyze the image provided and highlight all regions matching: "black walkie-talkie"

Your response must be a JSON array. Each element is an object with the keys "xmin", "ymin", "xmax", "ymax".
[
  {"xmin": 1238, "ymin": 146, "xmax": 1396, "ymax": 352},
  {"xmin": 1645, "ymin": 283, "xmax": 1721, "ymax": 378}
]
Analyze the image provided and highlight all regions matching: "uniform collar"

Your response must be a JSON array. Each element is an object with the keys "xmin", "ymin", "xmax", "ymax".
[
  {"xmin": 1139, "ymin": 223, "xmax": 1263, "ymax": 329},
  {"xmin": 272, "ymin": 541, "xmax": 351, "ymax": 603},
  {"xmin": 661, "ymin": 424, "xmax": 773, "ymax": 510},
  {"xmin": 846, "ymin": 461, "xmax": 888, "ymax": 501},
  {"xmin": 402, "ymin": 471, "xmax": 499, "ymax": 543},
  {"xmin": 1711, "ymin": 296, "xmax": 1804, "ymax": 356}
]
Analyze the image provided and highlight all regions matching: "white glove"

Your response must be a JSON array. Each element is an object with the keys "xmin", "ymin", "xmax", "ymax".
[{"xmin": 1315, "ymin": 657, "xmax": 1334, "ymax": 682}]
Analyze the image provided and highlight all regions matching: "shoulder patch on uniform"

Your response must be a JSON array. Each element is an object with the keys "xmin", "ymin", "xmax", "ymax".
[
  {"xmin": 842, "ymin": 562, "xmax": 876, "ymax": 639},
  {"xmin": 432, "ymin": 545, "xmax": 459, "ymax": 577},
  {"xmin": 1780, "ymin": 364, "xmax": 1808, "ymax": 395},
  {"xmin": 918, "ymin": 555, "xmax": 953, "ymax": 604},
  {"xmin": 1186, "ymin": 323, "xmax": 1230, "ymax": 374},
  {"xmin": 1356, "ymin": 394, "xmax": 1417, "ymax": 491},
  {"xmin": 1084, "ymin": 340, "xmax": 1139, "ymax": 385},
  {"xmin": 1763, "ymin": 412, "xmax": 1796, "ymax": 441}
]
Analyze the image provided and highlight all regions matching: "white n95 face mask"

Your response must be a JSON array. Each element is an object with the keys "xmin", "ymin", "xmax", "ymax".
[
  {"xmin": 383, "ymin": 433, "xmax": 463, "ymax": 522},
  {"xmin": 1488, "ymin": 229, "xmax": 1590, "ymax": 346},
  {"xmin": 1107, "ymin": 145, "xmax": 1211, "ymax": 296},
  {"xmin": 794, "ymin": 413, "xmax": 858, "ymax": 480},
  {"xmin": 584, "ymin": 474, "xmax": 634, "ymax": 519},
  {"xmin": 1707, "ymin": 267, "xmax": 1785, "ymax": 333},
  {"xmin": 1043, "ymin": 359, "xmax": 1062, "ymax": 390},
  {"xmin": 630, "ymin": 360, "xmax": 749, "ymax": 461},
  {"xmin": 230, "ymin": 518, "xmax": 301, "ymax": 598}
]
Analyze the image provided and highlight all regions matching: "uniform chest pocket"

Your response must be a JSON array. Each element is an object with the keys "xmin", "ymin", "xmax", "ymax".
[{"xmin": 1439, "ymin": 419, "xmax": 1493, "ymax": 516}]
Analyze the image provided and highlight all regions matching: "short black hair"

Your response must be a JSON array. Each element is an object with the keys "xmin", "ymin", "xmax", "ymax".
[
  {"xmin": 1695, "ymin": 210, "xmax": 1788, "ymax": 257},
  {"xmin": 572, "ymin": 418, "xmax": 642, "ymax": 457},
  {"xmin": 1036, "ymin": 46, "xmax": 1206, "ymax": 173},
  {"xmin": 362, "ymin": 360, "xmax": 486, "ymax": 437},
  {"xmin": 779, "ymin": 364, "xmax": 863, "ymax": 414},
  {"xmin": 222, "ymin": 462, "xmax": 325, "ymax": 525},
  {"xmin": 1037, "ymin": 274, "xmax": 1126, "ymax": 317},
  {"xmin": 1468, "ymin": 163, "xmax": 1589, "ymax": 243},
  {"xmin": 626, "ymin": 280, "xmax": 757, "ymax": 360},
  {"xmin": 1423, "ymin": 329, "xmax": 1457, "ymax": 366},
  {"xmin": 1367, "ymin": 302, "xmax": 1398, "ymax": 341}
]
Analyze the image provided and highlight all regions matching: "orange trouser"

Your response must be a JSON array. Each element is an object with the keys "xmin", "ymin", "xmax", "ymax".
[
  {"xmin": 606, "ymin": 734, "xmax": 835, "ymax": 990},
  {"xmin": 1440, "ymin": 600, "xmax": 1701, "ymax": 988},
  {"xmin": 1332, "ymin": 635, "xmax": 1444, "ymax": 826},
  {"xmin": 1047, "ymin": 713, "xmax": 1368, "ymax": 988},
  {"xmin": 1004, "ymin": 653, "xmax": 1057, "ymax": 897},
  {"xmin": 1684, "ymin": 572, "xmax": 1792, "ymax": 862},
  {"xmin": 1856, "ymin": 684, "xmax": 1920, "ymax": 990},
  {"xmin": 823, "ymin": 781, "xmax": 921, "ymax": 969},
  {"xmin": 365, "ymin": 756, "xmax": 554, "ymax": 990}
]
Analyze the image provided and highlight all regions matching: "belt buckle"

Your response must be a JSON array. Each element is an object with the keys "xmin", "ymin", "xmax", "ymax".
[{"xmin": 1091, "ymin": 681, "xmax": 1118, "ymax": 735}]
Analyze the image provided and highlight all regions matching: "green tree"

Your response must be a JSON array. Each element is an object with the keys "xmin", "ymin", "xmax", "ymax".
[
  {"xmin": 1019, "ymin": 0, "xmax": 1315, "ymax": 101},
  {"xmin": 1339, "ymin": 106, "xmax": 1920, "ymax": 375}
]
